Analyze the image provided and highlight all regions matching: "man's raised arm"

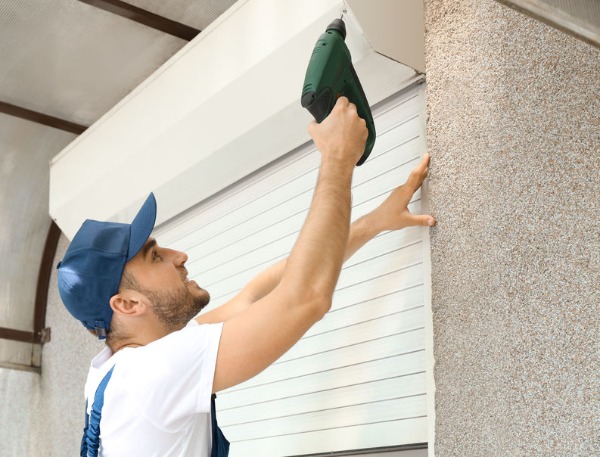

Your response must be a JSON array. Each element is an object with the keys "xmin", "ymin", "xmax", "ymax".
[{"xmin": 211, "ymin": 97, "xmax": 367, "ymax": 392}]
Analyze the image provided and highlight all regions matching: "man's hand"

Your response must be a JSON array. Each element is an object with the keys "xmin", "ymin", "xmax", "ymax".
[
  {"xmin": 367, "ymin": 154, "xmax": 436, "ymax": 231},
  {"xmin": 307, "ymin": 96, "xmax": 368, "ymax": 170}
]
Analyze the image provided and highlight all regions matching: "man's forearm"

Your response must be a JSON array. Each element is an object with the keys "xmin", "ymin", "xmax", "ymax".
[
  {"xmin": 343, "ymin": 213, "xmax": 381, "ymax": 262},
  {"xmin": 279, "ymin": 160, "xmax": 353, "ymax": 304}
]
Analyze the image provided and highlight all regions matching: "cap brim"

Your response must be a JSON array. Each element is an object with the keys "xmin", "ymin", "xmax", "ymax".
[{"xmin": 127, "ymin": 193, "xmax": 157, "ymax": 261}]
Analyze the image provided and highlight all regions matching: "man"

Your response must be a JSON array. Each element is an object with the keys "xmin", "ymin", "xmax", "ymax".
[{"xmin": 58, "ymin": 97, "xmax": 435, "ymax": 456}]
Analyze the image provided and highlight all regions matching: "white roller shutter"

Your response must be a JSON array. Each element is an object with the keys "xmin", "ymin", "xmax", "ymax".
[{"xmin": 154, "ymin": 84, "xmax": 430, "ymax": 456}]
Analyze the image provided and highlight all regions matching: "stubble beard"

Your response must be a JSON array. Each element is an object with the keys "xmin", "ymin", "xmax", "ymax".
[{"xmin": 146, "ymin": 284, "xmax": 210, "ymax": 332}]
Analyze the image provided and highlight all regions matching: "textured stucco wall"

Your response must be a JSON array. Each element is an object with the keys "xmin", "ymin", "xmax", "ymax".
[
  {"xmin": 0, "ymin": 367, "xmax": 36, "ymax": 456},
  {"xmin": 1, "ymin": 235, "xmax": 100, "ymax": 457},
  {"xmin": 424, "ymin": 0, "xmax": 599, "ymax": 456}
]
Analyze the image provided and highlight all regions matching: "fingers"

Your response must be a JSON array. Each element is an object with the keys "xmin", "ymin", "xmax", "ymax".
[
  {"xmin": 403, "ymin": 155, "xmax": 435, "ymax": 227},
  {"xmin": 335, "ymin": 96, "xmax": 351, "ymax": 108},
  {"xmin": 333, "ymin": 96, "xmax": 360, "ymax": 118},
  {"xmin": 406, "ymin": 154, "xmax": 431, "ymax": 191},
  {"xmin": 414, "ymin": 154, "xmax": 430, "ymax": 176},
  {"xmin": 408, "ymin": 214, "xmax": 436, "ymax": 227}
]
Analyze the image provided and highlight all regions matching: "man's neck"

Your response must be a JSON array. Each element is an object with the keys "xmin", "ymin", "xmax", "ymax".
[{"xmin": 112, "ymin": 340, "xmax": 144, "ymax": 353}]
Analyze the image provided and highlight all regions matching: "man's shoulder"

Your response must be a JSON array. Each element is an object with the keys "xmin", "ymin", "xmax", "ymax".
[
  {"xmin": 118, "ymin": 321, "xmax": 223, "ymax": 370},
  {"xmin": 86, "ymin": 322, "xmax": 223, "ymax": 398}
]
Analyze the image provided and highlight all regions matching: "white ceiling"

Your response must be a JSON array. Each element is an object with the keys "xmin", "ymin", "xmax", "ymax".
[{"xmin": 0, "ymin": 0, "xmax": 236, "ymax": 340}]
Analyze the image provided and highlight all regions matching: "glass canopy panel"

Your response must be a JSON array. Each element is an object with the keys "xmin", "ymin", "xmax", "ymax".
[{"xmin": 0, "ymin": 0, "xmax": 187, "ymax": 126}]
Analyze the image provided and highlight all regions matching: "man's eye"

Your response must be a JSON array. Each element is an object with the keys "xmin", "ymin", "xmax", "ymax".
[{"xmin": 152, "ymin": 251, "xmax": 162, "ymax": 261}]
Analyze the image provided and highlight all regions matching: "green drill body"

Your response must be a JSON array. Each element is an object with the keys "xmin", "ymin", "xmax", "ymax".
[{"xmin": 301, "ymin": 18, "xmax": 376, "ymax": 166}]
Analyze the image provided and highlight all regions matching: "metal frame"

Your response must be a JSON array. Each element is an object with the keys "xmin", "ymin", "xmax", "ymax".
[
  {"xmin": 0, "ymin": 221, "xmax": 59, "ymax": 346},
  {"xmin": 0, "ymin": 101, "xmax": 87, "ymax": 134},
  {"xmin": 78, "ymin": 0, "xmax": 201, "ymax": 41}
]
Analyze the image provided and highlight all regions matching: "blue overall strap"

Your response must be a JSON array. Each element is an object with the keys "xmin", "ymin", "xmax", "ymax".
[
  {"xmin": 80, "ymin": 400, "xmax": 90, "ymax": 457},
  {"xmin": 211, "ymin": 394, "xmax": 230, "ymax": 457},
  {"xmin": 80, "ymin": 366, "xmax": 115, "ymax": 457}
]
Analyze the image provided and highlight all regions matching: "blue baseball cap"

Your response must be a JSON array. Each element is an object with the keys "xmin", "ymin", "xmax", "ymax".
[{"xmin": 57, "ymin": 193, "xmax": 157, "ymax": 339}]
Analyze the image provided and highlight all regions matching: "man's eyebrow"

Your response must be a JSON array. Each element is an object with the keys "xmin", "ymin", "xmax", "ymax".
[{"xmin": 141, "ymin": 238, "xmax": 157, "ymax": 260}]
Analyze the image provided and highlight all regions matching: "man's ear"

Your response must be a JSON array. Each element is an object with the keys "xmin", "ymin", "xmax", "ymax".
[{"xmin": 109, "ymin": 290, "xmax": 147, "ymax": 317}]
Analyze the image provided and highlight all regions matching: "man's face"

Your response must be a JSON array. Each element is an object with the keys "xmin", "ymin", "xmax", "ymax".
[{"xmin": 123, "ymin": 238, "xmax": 210, "ymax": 331}]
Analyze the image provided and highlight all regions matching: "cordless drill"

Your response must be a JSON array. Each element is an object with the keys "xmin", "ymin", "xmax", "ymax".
[{"xmin": 301, "ymin": 18, "xmax": 376, "ymax": 166}]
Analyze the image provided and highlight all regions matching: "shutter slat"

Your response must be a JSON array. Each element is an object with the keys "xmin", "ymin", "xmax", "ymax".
[
  {"xmin": 220, "ymin": 373, "xmax": 426, "ymax": 426},
  {"xmin": 228, "ymin": 417, "xmax": 428, "ymax": 457},
  {"xmin": 223, "ymin": 395, "xmax": 427, "ymax": 441},
  {"xmin": 220, "ymin": 350, "xmax": 426, "ymax": 408},
  {"xmin": 230, "ymin": 328, "xmax": 427, "ymax": 390}
]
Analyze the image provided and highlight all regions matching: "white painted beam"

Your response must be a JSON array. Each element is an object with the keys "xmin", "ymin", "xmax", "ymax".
[{"xmin": 50, "ymin": 0, "xmax": 418, "ymax": 238}]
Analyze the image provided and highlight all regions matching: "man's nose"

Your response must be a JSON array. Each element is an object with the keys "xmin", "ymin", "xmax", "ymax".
[{"xmin": 174, "ymin": 249, "xmax": 188, "ymax": 266}]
